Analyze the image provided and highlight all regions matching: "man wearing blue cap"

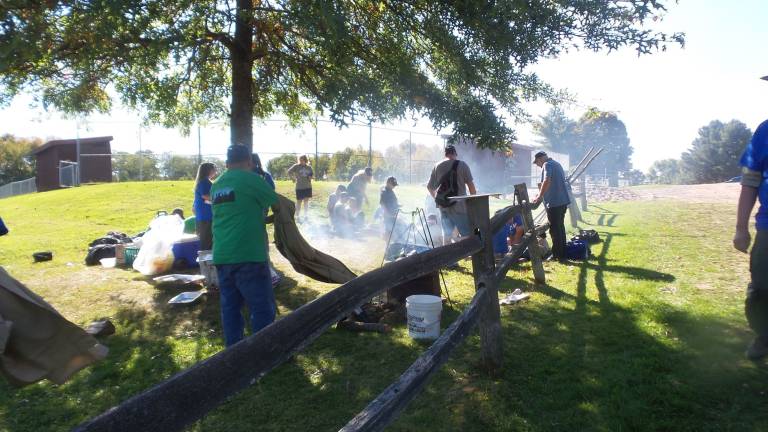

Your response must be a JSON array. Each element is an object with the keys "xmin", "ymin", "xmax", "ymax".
[
  {"xmin": 533, "ymin": 151, "xmax": 570, "ymax": 261},
  {"xmin": 210, "ymin": 145, "xmax": 278, "ymax": 347},
  {"xmin": 734, "ymin": 76, "xmax": 768, "ymax": 360}
]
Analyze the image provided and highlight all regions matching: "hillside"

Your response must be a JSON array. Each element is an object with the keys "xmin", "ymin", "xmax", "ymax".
[{"xmin": 0, "ymin": 181, "xmax": 766, "ymax": 431}]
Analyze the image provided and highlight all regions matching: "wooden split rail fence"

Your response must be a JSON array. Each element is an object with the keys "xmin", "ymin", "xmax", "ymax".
[{"xmin": 74, "ymin": 183, "xmax": 549, "ymax": 432}]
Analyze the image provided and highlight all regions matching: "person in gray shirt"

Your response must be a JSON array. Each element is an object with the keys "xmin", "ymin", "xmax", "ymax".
[
  {"xmin": 533, "ymin": 151, "xmax": 571, "ymax": 261},
  {"xmin": 287, "ymin": 155, "xmax": 314, "ymax": 221},
  {"xmin": 427, "ymin": 144, "xmax": 476, "ymax": 244}
]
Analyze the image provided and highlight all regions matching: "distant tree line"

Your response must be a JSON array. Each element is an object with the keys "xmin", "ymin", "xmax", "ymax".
[
  {"xmin": 533, "ymin": 107, "xmax": 635, "ymax": 186},
  {"xmin": 112, "ymin": 151, "xmax": 222, "ymax": 181},
  {"xmin": 646, "ymin": 120, "xmax": 751, "ymax": 184},
  {"xmin": 266, "ymin": 142, "xmax": 442, "ymax": 183},
  {"xmin": 0, "ymin": 134, "xmax": 41, "ymax": 185}
]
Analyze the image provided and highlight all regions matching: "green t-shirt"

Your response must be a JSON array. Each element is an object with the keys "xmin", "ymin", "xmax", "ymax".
[
  {"xmin": 183, "ymin": 216, "xmax": 196, "ymax": 234},
  {"xmin": 210, "ymin": 169, "xmax": 278, "ymax": 265}
]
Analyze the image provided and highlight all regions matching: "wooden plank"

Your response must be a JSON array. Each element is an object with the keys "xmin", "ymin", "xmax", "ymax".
[
  {"xmin": 515, "ymin": 183, "xmax": 546, "ymax": 284},
  {"xmin": 493, "ymin": 232, "xmax": 534, "ymax": 281},
  {"xmin": 74, "ymin": 236, "xmax": 483, "ymax": 432},
  {"xmin": 488, "ymin": 203, "xmax": 523, "ymax": 237},
  {"xmin": 465, "ymin": 195, "xmax": 503, "ymax": 373},
  {"xmin": 340, "ymin": 287, "xmax": 488, "ymax": 432},
  {"xmin": 567, "ymin": 186, "xmax": 581, "ymax": 228},
  {"xmin": 493, "ymin": 223, "xmax": 550, "ymax": 282}
]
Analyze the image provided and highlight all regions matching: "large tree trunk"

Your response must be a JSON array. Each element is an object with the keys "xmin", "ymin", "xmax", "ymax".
[{"xmin": 230, "ymin": 0, "xmax": 254, "ymax": 151}]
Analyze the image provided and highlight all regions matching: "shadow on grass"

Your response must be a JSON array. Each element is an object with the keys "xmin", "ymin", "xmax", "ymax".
[
  {"xmin": 394, "ymin": 235, "xmax": 768, "ymax": 431},
  {"xmin": 6, "ymin": 234, "xmax": 767, "ymax": 432},
  {"xmin": 0, "ymin": 295, "xmax": 222, "ymax": 432}
]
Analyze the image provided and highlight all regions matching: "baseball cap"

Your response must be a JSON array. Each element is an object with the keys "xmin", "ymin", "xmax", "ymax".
[
  {"xmin": 227, "ymin": 145, "xmax": 251, "ymax": 164},
  {"xmin": 386, "ymin": 176, "xmax": 398, "ymax": 186},
  {"xmin": 444, "ymin": 144, "xmax": 457, "ymax": 155},
  {"xmin": 532, "ymin": 151, "xmax": 547, "ymax": 163}
]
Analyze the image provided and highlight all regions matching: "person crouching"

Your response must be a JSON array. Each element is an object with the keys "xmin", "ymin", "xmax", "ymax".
[{"xmin": 211, "ymin": 145, "xmax": 278, "ymax": 347}]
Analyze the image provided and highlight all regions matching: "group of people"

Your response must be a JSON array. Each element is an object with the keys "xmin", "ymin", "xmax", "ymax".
[
  {"xmin": 325, "ymin": 167, "xmax": 374, "ymax": 236},
  {"xmin": 185, "ymin": 141, "xmax": 575, "ymax": 349}
]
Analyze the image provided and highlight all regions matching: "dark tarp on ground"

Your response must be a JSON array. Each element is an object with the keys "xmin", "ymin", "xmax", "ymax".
[
  {"xmin": 0, "ymin": 267, "xmax": 107, "ymax": 388},
  {"xmin": 271, "ymin": 194, "xmax": 357, "ymax": 284}
]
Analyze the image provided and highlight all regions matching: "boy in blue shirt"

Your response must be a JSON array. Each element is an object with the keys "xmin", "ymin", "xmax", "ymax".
[{"xmin": 734, "ymin": 97, "xmax": 768, "ymax": 360}]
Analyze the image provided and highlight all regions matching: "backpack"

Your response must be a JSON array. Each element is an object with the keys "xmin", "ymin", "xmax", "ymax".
[
  {"xmin": 85, "ymin": 244, "xmax": 116, "ymax": 266},
  {"xmin": 572, "ymin": 229, "xmax": 601, "ymax": 244},
  {"xmin": 434, "ymin": 160, "xmax": 460, "ymax": 208}
]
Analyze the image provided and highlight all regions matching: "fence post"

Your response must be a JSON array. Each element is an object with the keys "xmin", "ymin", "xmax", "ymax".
[
  {"xmin": 514, "ymin": 184, "xmax": 546, "ymax": 284},
  {"xmin": 580, "ymin": 175, "xmax": 588, "ymax": 211},
  {"xmin": 463, "ymin": 195, "xmax": 503, "ymax": 374}
]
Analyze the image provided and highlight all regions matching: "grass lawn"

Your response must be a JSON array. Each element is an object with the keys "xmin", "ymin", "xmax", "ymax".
[{"xmin": 1, "ymin": 181, "xmax": 767, "ymax": 431}]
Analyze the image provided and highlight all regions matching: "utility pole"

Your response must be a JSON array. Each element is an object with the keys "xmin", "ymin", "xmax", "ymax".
[
  {"xmin": 368, "ymin": 121, "xmax": 372, "ymax": 167},
  {"xmin": 197, "ymin": 124, "xmax": 202, "ymax": 165},
  {"xmin": 314, "ymin": 116, "xmax": 319, "ymax": 174},
  {"xmin": 138, "ymin": 126, "xmax": 143, "ymax": 181},
  {"xmin": 408, "ymin": 131, "xmax": 413, "ymax": 184},
  {"xmin": 75, "ymin": 118, "xmax": 81, "ymax": 186}
]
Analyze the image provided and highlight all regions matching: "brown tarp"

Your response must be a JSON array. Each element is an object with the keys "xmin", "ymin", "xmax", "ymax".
[
  {"xmin": 0, "ymin": 267, "xmax": 107, "ymax": 388},
  {"xmin": 271, "ymin": 194, "xmax": 357, "ymax": 284}
]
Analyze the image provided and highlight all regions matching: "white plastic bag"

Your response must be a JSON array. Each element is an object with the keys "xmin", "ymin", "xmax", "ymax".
[{"xmin": 132, "ymin": 215, "xmax": 184, "ymax": 275}]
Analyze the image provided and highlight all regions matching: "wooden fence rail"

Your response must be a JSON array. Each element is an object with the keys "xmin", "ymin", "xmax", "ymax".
[
  {"xmin": 74, "ymin": 184, "xmax": 545, "ymax": 432},
  {"xmin": 340, "ymin": 287, "xmax": 488, "ymax": 432}
]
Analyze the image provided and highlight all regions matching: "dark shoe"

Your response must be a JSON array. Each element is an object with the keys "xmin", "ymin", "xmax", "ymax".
[{"xmin": 746, "ymin": 337, "xmax": 768, "ymax": 360}]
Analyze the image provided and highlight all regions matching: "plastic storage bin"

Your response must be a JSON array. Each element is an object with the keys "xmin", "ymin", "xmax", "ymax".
[{"xmin": 171, "ymin": 235, "xmax": 200, "ymax": 268}]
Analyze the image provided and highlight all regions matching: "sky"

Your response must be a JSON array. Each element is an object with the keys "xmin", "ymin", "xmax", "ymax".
[{"xmin": 1, "ymin": 0, "xmax": 767, "ymax": 171}]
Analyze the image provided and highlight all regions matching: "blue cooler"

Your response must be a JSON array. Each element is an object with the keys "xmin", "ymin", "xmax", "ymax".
[
  {"xmin": 172, "ymin": 235, "xmax": 201, "ymax": 268},
  {"xmin": 492, "ymin": 224, "xmax": 512, "ymax": 254}
]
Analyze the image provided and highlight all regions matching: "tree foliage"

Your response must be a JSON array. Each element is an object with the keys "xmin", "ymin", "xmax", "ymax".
[
  {"xmin": 162, "ymin": 154, "xmax": 200, "ymax": 180},
  {"xmin": 576, "ymin": 109, "xmax": 633, "ymax": 186},
  {"xmin": 0, "ymin": 134, "xmax": 40, "ymax": 184},
  {"xmin": 534, "ymin": 108, "xmax": 633, "ymax": 186},
  {"xmin": 679, "ymin": 120, "xmax": 751, "ymax": 184},
  {"xmin": 1, "ymin": 1, "xmax": 683, "ymax": 152},
  {"xmin": 382, "ymin": 139, "xmax": 442, "ymax": 184},
  {"xmin": 647, "ymin": 159, "xmax": 681, "ymax": 184},
  {"xmin": 112, "ymin": 150, "xmax": 161, "ymax": 181},
  {"xmin": 533, "ymin": 107, "xmax": 577, "ymax": 155},
  {"xmin": 267, "ymin": 154, "xmax": 299, "ymax": 180}
]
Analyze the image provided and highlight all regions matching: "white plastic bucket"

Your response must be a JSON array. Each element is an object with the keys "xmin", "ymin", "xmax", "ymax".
[
  {"xmin": 406, "ymin": 295, "xmax": 442, "ymax": 339},
  {"xmin": 197, "ymin": 250, "xmax": 218, "ymax": 288}
]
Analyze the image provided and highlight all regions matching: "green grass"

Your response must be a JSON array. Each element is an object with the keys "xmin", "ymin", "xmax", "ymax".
[{"xmin": 1, "ymin": 182, "xmax": 767, "ymax": 431}]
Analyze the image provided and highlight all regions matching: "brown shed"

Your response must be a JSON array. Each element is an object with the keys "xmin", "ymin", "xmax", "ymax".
[{"xmin": 32, "ymin": 136, "xmax": 113, "ymax": 192}]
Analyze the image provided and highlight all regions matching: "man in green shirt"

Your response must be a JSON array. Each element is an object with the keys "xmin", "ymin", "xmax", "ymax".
[{"xmin": 211, "ymin": 145, "xmax": 278, "ymax": 347}]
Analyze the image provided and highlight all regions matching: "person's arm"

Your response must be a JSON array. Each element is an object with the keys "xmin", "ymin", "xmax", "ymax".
[
  {"xmin": 462, "ymin": 162, "xmax": 476, "ymax": 195},
  {"xmin": 287, "ymin": 164, "xmax": 297, "ymax": 182},
  {"xmin": 200, "ymin": 180, "xmax": 212, "ymax": 202},
  {"xmin": 509, "ymin": 226, "xmax": 525, "ymax": 246},
  {"xmin": 534, "ymin": 163, "xmax": 550, "ymax": 204},
  {"xmin": 734, "ymin": 183, "xmax": 759, "ymax": 252},
  {"xmin": 427, "ymin": 167, "xmax": 438, "ymax": 197},
  {"xmin": 534, "ymin": 178, "xmax": 551, "ymax": 204}
]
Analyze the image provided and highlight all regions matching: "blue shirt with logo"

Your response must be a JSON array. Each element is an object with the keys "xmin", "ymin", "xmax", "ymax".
[
  {"xmin": 541, "ymin": 159, "xmax": 570, "ymax": 208},
  {"xmin": 740, "ymin": 120, "xmax": 768, "ymax": 230}
]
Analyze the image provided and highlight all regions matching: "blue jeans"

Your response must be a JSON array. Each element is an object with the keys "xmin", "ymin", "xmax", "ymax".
[
  {"xmin": 440, "ymin": 210, "xmax": 471, "ymax": 240},
  {"xmin": 215, "ymin": 262, "xmax": 275, "ymax": 346}
]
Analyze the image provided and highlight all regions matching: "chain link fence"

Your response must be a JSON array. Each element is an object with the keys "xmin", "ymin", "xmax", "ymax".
[{"xmin": 0, "ymin": 177, "xmax": 36, "ymax": 199}]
